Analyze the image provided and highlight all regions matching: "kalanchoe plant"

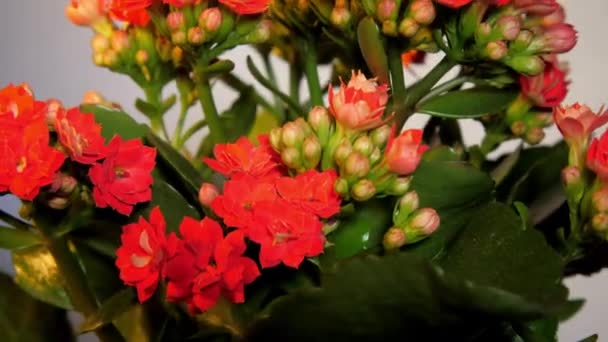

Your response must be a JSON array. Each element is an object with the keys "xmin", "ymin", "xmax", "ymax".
[{"xmin": 1, "ymin": 0, "xmax": 605, "ymax": 341}]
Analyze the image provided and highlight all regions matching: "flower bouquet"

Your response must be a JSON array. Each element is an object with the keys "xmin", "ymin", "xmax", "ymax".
[{"xmin": 0, "ymin": 0, "xmax": 604, "ymax": 340}]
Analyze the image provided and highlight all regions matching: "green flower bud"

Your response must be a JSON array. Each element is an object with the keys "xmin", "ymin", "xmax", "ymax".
[
  {"xmin": 281, "ymin": 147, "xmax": 301, "ymax": 170},
  {"xmin": 393, "ymin": 191, "xmax": 419, "ymax": 226},
  {"xmin": 281, "ymin": 121, "xmax": 305, "ymax": 147},
  {"xmin": 334, "ymin": 178, "xmax": 350, "ymax": 197},
  {"xmin": 269, "ymin": 127, "xmax": 282, "ymax": 151},
  {"xmin": 351, "ymin": 179, "xmax": 376, "ymax": 201},
  {"xmin": 387, "ymin": 176, "xmax": 412, "ymax": 196},
  {"xmin": 383, "ymin": 227, "xmax": 406, "ymax": 251},
  {"xmin": 302, "ymin": 136, "xmax": 322, "ymax": 169},
  {"xmin": 344, "ymin": 152, "xmax": 371, "ymax": 179},
  {"xmin": 334, "ymin": 139, "xmax": 353, "ymax": 165},
  {"xmin": 399, "ymin": 18, "xmax": 419, "ymax": 38},
  {"xmin": 525, "ymin": 126, "xmax": 545, "ymax": 145},
  {"xmin": 353, "ymin": 135, "xmax": 374, "ymax": 156},
  {"xmin": 505, "ymin": 55, "xmax": 545, "ymax": 76},
  {"xmin": 308, "ymin": 106, "xmax": 332, "ymax": 146},
  {"xmin": 369, "ymin": 147, "xmax": 382, "ymax": 165},
  {"xmin": 371, "ymin": 124, "xmax": 391, "ymax": 147},
  {"xmin": 485, "ymin": 41, "xmax": 508, "ymax": 60}
]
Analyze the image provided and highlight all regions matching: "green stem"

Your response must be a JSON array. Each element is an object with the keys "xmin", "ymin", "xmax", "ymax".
[
  {"xmin": 196, "ymin": 75, "xmax": 226, "ymax": 144},
  {"xmin": 0, "ymin": 208, "xmax": 31, "ymax": 230},
  {"xmin": 178, "ymin": 119, "xmax": 207, "ymax": 148},
  {"xmin": 37, "ymin": 223, "xmax": 124, "ymax": 341},
  {"xmin": 173, "ymin": 105, "xmax": 189, "ymax": 147},
  {"xmin": 387, "ymin": 44, "xmax": 406, "ymax": 102},
  {"xmin": 396, "ymin": 56, "xmax": 457, "ymax": 128},
  {"xmin": 220, "ymin": 73, "xmax": 277, "ymax": 117},
  {"xmin": 261, "ymin": 53, "xmax": 285, "ymax": 121},
  {"xmin": 302, "ymin": 38, "xmax": 323, "ymax": 107},
  {"xmin": 143, "ymin": 86, "xmax": 170, "ymax": 141}
]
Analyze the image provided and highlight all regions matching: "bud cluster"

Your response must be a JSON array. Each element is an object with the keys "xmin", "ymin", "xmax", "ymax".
[
  {"xmin": 270, "ymin": 118, "xmax": 323, "ymax": 172},
  {"xmin": 383, "ymin": 190, "xmax": 440, "ymax": 250}
]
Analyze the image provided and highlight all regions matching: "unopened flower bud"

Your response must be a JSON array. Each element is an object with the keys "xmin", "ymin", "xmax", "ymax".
[
  {"xmin": 399, "ymin": 18, "xmax": 419, "ymax": 38},
  {"xmin": 308, "ymin": 106, "xmax": 331, "ymax": 131},
  {"xmin": 156, "ymin": 37, "xmax": 172, "ymax": 61},
  {"xmin": 334, "ymin": 140, "xmax": 353, "ymax": 165},
  {"xmin": 91, "ymin": 34, "xmax": 110, "ymax": 54},
  {"xmin": 410, "ymin": 208, "xmax": 440, "ymax": 235},
  {"xmin": 82, "ymin": 90, "xmax": 105, "ymax": 105},
  {"xmin": 172, "ymin": 31, "xmax": 187, "ymax": 45},
  {"xmin": 167, "ymin": 11, "xmax": 185, "ymax": 31},
  {"xmin": 302, "ymin": 136, "xmax": 322, "ymax": 169},
  {"xmin": 188, "ymin": 27, "xmax": 205, "ymax": 45},
  {"xmin": 393, "ymin": 191, "xmax": 419, "ymax": 226},
  {"xmin": 371, "ymin": 125, "xmax": 392, "ymax": 147},
  {"xmin": 592, "ymin": 188, "xmax": 608, "ymax": 213},
  {"xmin": 246, "ymin": 20, "xmax": 272, "ymax": 44},
  {"xmin": 51, "ymin": 174, "xmax": 77, "ymax": 196},
  {"xmin": 281, "ymin": 121, "xmax": 305, "ymax": 147},
  {"xmin": 48, "ymin": 196, "xmax": 71, "ymax": 210},
  {"xmin": 506, "ymin": 55, "xmax": 545, "ymax": 76},
  {"xmin": 135, "ymin": 50, "xmax": 149, "ymax": 65},
  {"xmin": 269, "ymin": 127, "xmax": 282, "ymax": 151},
  {"xmin": 377, "ymin": 0, "xmax": 397, "ymax": 21},
  {"xmin": 45, "ymin": 99, "xmax": 63, "ymax": 126},
  {"xmin": 382, "ymin": 20, "xmax": 397, "ymax": 36},
  {"xmin": 199, "ymin": 7, "xmax": 222, "ymax": 32},
  {"xmin": 525, "ymin": 126, "xmax": 545, "ymax": 145},
  {"xmin": 497, "ymin": 16, "xmax": 521, "ymax": 41},
  {"xmin": 334, "ymin": 178, "xmax": 350, "ymax": 197},
  {"xmin": 110, "ymin": 30, "xmax": 129, "ymax": 52},
  {"xmin": 171, "ymin": 46, "xmax": 184, "ymax": 65},
  {"xmin": 475, "ymin": 23, "xmax": 492, "ymax": 42},
  {"xmin": 383, "ymin": 227, "xmax": 407, "ymax": 250},
  {"xmin": 351, "ymin": 179, "xmax": 376, "ymax": 201},
  {"xmin": 510, "ymin": 120, "xmax": 527, "ymax": 136},
  {"xmin": 344, "ymin": 152, "xmax": 371, "ymax": 179},
  {"xmin": 19, "ymin": 203, "xmax": 34, "ymax": 220},
  {"xmin": 388, "ymin": 176, "xmax": 411, "ymax": 196},
  {"xmin": 541, "ymin": 23, "xmax": 577, "ymax": 54},
  {"xmin": 486, "ymin": 41, "xmax": 508, "ymax": 60},
  {"xmin": 541, "ymin": 6, "xmax": 565, "ymax": 27},
  {"xmin": 65, "ymin": 0, "xmax": 106, "ymax": 26},
  {"xmin": 561, "ymin": 166, "xmax": 581, "ymax": 188},
  {"xmin": 353, "ymin": 135, "xmax": 374, "ymax": 156},
  {"xmin": 331, "ymin": 7, "xmax": 351, "ymax": 28},
  {"xmin": 592, "ymin": 213, "xmax": 608, "ymax": 232},
  {"xmin": 369, "ymin": 147, "xmax": 382, "ymax": 165},
  {"xmin": 411, "ymin": 0, "xmax": 435, "ymax": 25},
  {"xmin": 199, "ymin": 182, "xmax": 219, "ymax": 207},
  {"xmin": 93, "ymin": 52, "xmax": 104, "ymax": 66},
  {"xmin": 102, "ymin": 50, "xmax": 119, "ymax": 67},
  {"xmin": 281, "ymin": 147, "xmax": 301, "ymax": 170}
]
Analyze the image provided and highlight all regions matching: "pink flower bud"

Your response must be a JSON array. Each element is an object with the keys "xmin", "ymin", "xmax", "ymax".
[
  {"xmin": 510, "ymin": 121, "xmax": 527, "ymax": 136},
  {"xmin": 91, "ymin": 34, "xmax": 110, "ymax": 54},
  {"xmin": 188, "ymin": 27, "xmax": 205, "ymax": 45},
  {"xmin": 281, "ymin": 121, "xmax": 305, "ymax": 147},
  {"xmin": 167, "ymin": 11, "xmax": 185, "ymax": 31},
  {"xmin": 541, "ymin": 5, "xmax": 565, "ymax": 27},
  {"xmin": 110, "ymin": 30, "xmax": 130, "ymax": 52},
  {"xmin": 514, "ymin": 0, "xmax": 559, "ymax": 16},
  {"xmin": 411, "ymin": 0, "xmax": 436, "ymax": 25},
  {"xmin": 198, "ymin": 183, "xmax": 219, "ymax": 207},
  {"xmin": 200, "ymin": 8, "xmax": 223, "ymax": 32},
  {"xmin": 331, "ymin": 7, "xmax": 352, "ymax": 28},
  {"xmin": 351, "ymin": 179, "xmax": 376, "ymax": 201},
  {"xmin": 561, "ymin": 166, "xmax": 581, "ymax": 188},
  {"xmin": 399, "ymin": 18, "xmax": 420, "ymax": 38},
  {"xmin": 592, "ymin": 188, "xmax": 608, "ymax": 213},
  {"xmin": 525, "ymin": 126, "xmax": 545, "ymax": 145},
  {"xmin": 383, "ymin": 227, "xmax": 407, "ymax": 250},
  {"xmin": 554, "ymin": 103, "xmax": 608, "ymax": 146},
  {"xmin": 592, "ymin": 213, "xmax": 608, "ymax": 232},
  {"xmin": 308, "ymin": 106, "xmax": 332, "ymax": 131},
  {"xmin": 497, "ymin": 16, "xmax": 521, "ymax": 41},
  {"xmin": 65, "ymin": 0, "xmax": 106, "ymax": 26},
  {"xmin": 329, "ymin": 71, "xmax": 390, "ymax": 131},
  {"xmin": 344, "ymin": 152, "xmax": 371, "ymax": 178},
  {"xmin": 410, "ymin": 208, "xmax": 440, "ymax": 235},
  {"xmin": 384, "ymin": 129, "xmax": 428, "ymax": 176},
  {"xmin": 519, "ymin": 62, "xmax": 568, "ymax": 108},
  {"xmin": 486, "ymin": 41, "xmax": 508, "ymax": 60},
  {"xmin": 542, "ymin": 23, "xmax": 577, "ymax": 54},
  {"xmin": 377, "ymin": 0, "xmax": 397, "ymax": 21}
]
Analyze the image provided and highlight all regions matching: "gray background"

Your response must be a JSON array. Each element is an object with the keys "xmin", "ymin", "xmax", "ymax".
[{"xmin": 0, "ymin": 1, "xmax": 606, "ymax": 340}]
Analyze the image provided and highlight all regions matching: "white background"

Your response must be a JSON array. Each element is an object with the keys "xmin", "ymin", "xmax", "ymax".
[{"xmin": 0, "ymin": 1, "xmax": 606, "ymax": 340}]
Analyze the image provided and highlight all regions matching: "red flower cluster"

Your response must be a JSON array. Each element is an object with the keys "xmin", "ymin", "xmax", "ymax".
[
  {"xmin": 520, "ymin": 62, "xmax": 568, "ymax": 108},
  {"xmin": 109, "ymin": 0, "xmax": 152, "ymax": 26},
  {"xmin": 205, "ymin": 136, "xmax": 341, "ymax": 269},
  {"xmin": 116, "ymin": 207, "xmax": 260, "ymax": 312},
  {"xmin": 587, "ymin": 131, "xmax": 608, "ymax": 181}
]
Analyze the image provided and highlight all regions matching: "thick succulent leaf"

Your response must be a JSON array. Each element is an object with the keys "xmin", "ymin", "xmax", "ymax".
[
  {"xmin": 417, "ymin": 88, "xmax": 518, "ymax": 118},
  {"xmin": 0, "ymin": 226, "xmax": 42, "ymax": 250},
  {"xmin": 357, "ymin": 17, "xmax": 389, "ymax": 84},
  {"xmin": 79, "ymin": 287, "xmax": 137, "ymax": 333},
  {"xmin": 0, "ymin": 272, "xmax": 74, "ymax": 341},
  {"xmin": 81, "ymin": 104, "xmax": 148, "ymax": 140}
]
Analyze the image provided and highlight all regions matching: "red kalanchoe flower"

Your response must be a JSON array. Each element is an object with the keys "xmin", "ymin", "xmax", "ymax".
[
  {"xmin": 116, "ymin": 207, "xmax": 177, "ymax": 302},
  {"xmin": 0, "ymin": 83, "xmax": 35, "ymax": 119},
  {"xmin": 329, "ymin": 70, "xmax": 390, "ymax": 131},
  {"xmin": 218, "ymin": 0, "xmax": 270, "ymax": 15},
  {"xmin": 164, "ymin": 217, "xmax": 260, "ymax": 313},
  {"xmin": 89, "ymin": 136, "xmax": 156, "ymax": 215},
  {"xmin": 587, "ymin": 131, "xmax": 608, "ymax": 180},
  {"xmin": 109, "ymin": 0, "xmax": 152, "ymax": 26},
  {"xmin": 520, "ymin": 63, "xmax": 568, "ymax": 108},
  {"xmin": 211, "ymin": 175, "xmax": 278, "ymax": 230},
  {"xmin": 0, "ymin": 117, "xmax": 65, "ymax": 200},
  {"xmin": 275, "ymin": 170, "xmax": 341, "ymax": 219},
  {"xmin": 249, "ymin": 200, "xmax": 325, "ymax": 269},
  {"xmin": 163, "ymin": 0, "xmax": 200, "ymax": 6},
  {"xmin": 203, "ymin": 137, "xmax": 282, "ymax": 179},
  {"xmin": 554, "ymin": 103, "xmax": 608, "ymax": 146},
  {"xmin": 384, "ymin": 128, "xmax": 428, "ymax": 176},
  {"xmin": 514, "ymin": 0, "xmax": 559, "ymax": 16},
  {"xmin": 401, "ymin": 50, "xmax": 426, "ymax": 67},
  {"xmin": 65, "ymin": 0, "xmax": 107, "ymax": 26},
  {"xmin": 54, "ymin": 107, "xmax": 106, "ymax": 164},
  {"xmin": 434, "ymin": 0, "xmax": 473, "ymax": 9}
]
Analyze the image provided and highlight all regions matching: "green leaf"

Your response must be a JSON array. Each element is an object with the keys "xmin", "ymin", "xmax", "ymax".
[
  {"xmin": 417, "ymin": 87, "xmax": 518, "ymax": 118},
  {"xmin": 321, "ymin": 199, "xmax": 393, "ymax": 264},
  {"xmin": 440, "ymin": 202, "xmax": 568, "ymax": 307},
  {"xmin": 71, "ymin": 241, "xmax": 123, "ymax": 302},
  {"xmin": 12, "ymin": 245, "xmax": 72, "ymax": 309},
  {"xmin": 0, "ymin": 227, "xmax": 41, "ymax": 250},
  {"xmin": 79, "ymin": 288, "xmax": 137, "ymax": 333},
  {"xmin": 357, "ymin": 17, "xmax": 389, "ymax": 84},
  {"xmin": 246, "ymin": 252, "xmax": 570, "ymax": 341},
  {"xmin": 221, "ymin": 88, "xmax": 258, "ymax": 142},
  {"xmin": 0, "ymin": 272, "xmax": 74, "ymax": 341},
  {"xmin": 140, "ymin": 179, "xmax": 201, "ymax": 232},
  {"xmin": 81, "ymin": 104, "xmax": 148, "ymax": 140},
  {"xmin": 578, "ymin": 334, "xmax": 599, "ymax": 342},
  {"xmin": 146, "ymin": 132, "xmax": 205, "ymax": 200}
]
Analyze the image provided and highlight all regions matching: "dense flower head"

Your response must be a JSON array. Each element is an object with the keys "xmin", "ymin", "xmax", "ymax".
[
  {"xmin": 434, "ymin": 0, "xmax": 473, "ymax": 8},
  {"xmin": 248, "ymin": 199, "xmax": 325, "ymax": 268},
  {"xmin": 164, "ymin": 217, "xmax": 260, "ymax": 313},
  {"xmin": 218, "ymin": 0, "xmax": 270, "ymax": 15},
  {"xmin": 116, "ymin": 207, "xmax": 177, "ymax": 302},
  {"xmin": 275, "ymin": 170, "xmax": 341, "ymax": 219},
  {"xmin": 329, "ymin": 71, "xmax": 390, "ymax": 131},
  {"xmin": 109, "ymin": 0, "xmax": 152, "ymax": 26},
  {"xmin": 54, "ymin": 107, "xmax": 106, "ymax": 164},
  {"xmin": 65, "ymin": 0, "xmax": 107, "ymax": 26},
  {"xmin": 384, "ymin": 128, "xmax": 428, "ymax": 176},
  {"xmin": 554, "ymin": 103, "xmax": 608, "ymax": 146},
  {"xmin": 203, "ymin": 136, "xmax": 283, "ymax": 179},
  {"xmin": 520, "ymin": 62, "xmax": 568, "ymax": 108},
  {"xmin": 89, "ymin": 136, "xmax": 156, "ymax": 215},
  {"xmin": 587, "ymin": 131, "xmax": 608, "ymax": 181}
]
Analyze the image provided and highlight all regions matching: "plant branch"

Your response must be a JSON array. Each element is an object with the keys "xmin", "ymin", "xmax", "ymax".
[
  {"xmin": 178, "ymin": 119, "xmax": 207, "ymax": 148},
  {"xmin": 195, "ymin": 74, "xmax": 226, "ymax": 144},
  {"xmin": 261, "ymin": 52, "xmax": 286, "ymax": 122},
  {"xmin": 387, "ymin": 44, "xmax": 406, "ymax": 102},
  {"xmin": 143, "ymin": 85, "xmax": 170, "ymax": 141}
]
